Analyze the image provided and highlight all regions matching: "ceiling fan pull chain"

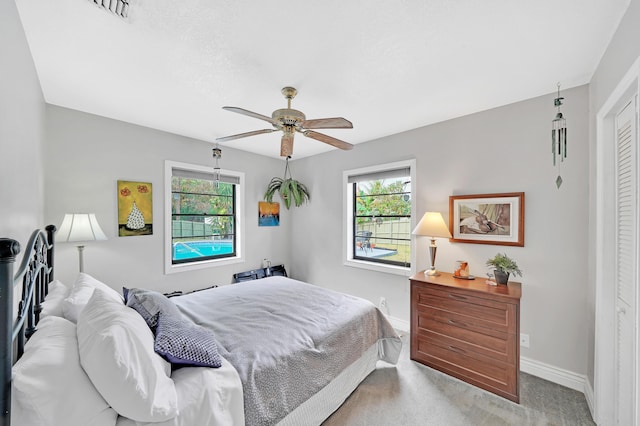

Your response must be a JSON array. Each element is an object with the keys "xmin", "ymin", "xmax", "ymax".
[{"xmin": 284, "ymin": 156, "xmax": 293, "ymax": 180}]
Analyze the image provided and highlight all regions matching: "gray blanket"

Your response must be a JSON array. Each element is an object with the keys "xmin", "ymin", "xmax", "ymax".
[{"xmin": 172, "ymin": 276, "xmax": 401, "ymax": 425}]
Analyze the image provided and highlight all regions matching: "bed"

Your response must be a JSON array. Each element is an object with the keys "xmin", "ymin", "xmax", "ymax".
[{"xmin": 0, "ymin": 226, "xmax": 401, "ymax": 426}]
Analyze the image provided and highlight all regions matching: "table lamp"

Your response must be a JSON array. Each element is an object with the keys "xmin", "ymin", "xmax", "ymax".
[
  {"xmin": 412, "ymin": 212, "xmax": 452, "ymax": 276},
  {"xmin": 58, "ymin": 213, "xmax": 107, "ymax": 273}
]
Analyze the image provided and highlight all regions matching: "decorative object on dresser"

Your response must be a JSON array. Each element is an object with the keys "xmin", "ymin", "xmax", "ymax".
[
  {"xmin": 412, "ymin": 212, "xmax": 452, "ymax": 276},
  {"xmin": 449, "ymin": 192, "xmax": 525, "ymax": 246},
  {"xmin": 57, "ymin": 213, "xmax": 107, "ymax": 273},
  {"xmin": 410, "ymin": 270, "xmax": 522, "ymax": 402},
  {"xmin": 453, "ymin": 260, "xmax": 473, "ymax": 279},
  {"xmin": 485, "ymin": 252, "xmax": 523, "ymax": 285}
]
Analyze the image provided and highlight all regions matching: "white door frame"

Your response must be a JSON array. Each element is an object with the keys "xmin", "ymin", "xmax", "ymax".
[{"xmin": 595, "ymin": 56, "xmax": 640, "ymax": 424}]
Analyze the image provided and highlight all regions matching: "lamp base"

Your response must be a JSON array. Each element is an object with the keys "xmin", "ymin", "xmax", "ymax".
[{"xmin": 426, "ymin": 268, "xmax": 440, "ymax": 276}]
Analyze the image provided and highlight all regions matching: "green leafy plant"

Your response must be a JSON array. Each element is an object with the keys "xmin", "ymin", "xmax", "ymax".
[
  {"xmin": 264, "ymin": 158, "xmax": 310, "ymax": 209},
  {"xmin": 485, "ymin": 253, "xmax": 522, "ymax": 276}
]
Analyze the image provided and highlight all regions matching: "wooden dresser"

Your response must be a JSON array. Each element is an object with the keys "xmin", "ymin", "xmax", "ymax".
[{"xmin": 410, "ymin": 271, "xmax": 522, "ymax": 402}]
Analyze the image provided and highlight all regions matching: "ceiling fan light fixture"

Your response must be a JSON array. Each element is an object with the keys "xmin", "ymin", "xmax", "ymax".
[
  {"xmin": 217, "ymin": 86, "xmax": 354, "ymax": 157},
  {"xmin": 272, "ymin": 108, "xmax": 306, "ymax": 127}
]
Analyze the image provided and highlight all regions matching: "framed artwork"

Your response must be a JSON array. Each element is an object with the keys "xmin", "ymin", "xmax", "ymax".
[
  {"xmin": 117, "ymin": 180, "xmax": 153, "ymax": 236},
  {"xmin": 449, "ymin": 192, "xmax": 524, "ymax": 246},
  {"xmin": 258, "ymin": 201, "xmax": 280, "ymax": 227}
]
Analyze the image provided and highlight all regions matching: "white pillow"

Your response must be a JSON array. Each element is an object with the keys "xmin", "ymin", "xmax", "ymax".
[
  {"xmin": 40, "ymin": 279, "xmax": 70, "ymax": 318},
  {"xmin": 77, "ymin": 289, "xmax": 178, "ymax": 422},
  {"xmin": 62, "ymin": 273, "xmax": 123, "ymax": 323},
  {"xmin": 11, "ymin": 316, "xmax": 118, "ymax": 426}
]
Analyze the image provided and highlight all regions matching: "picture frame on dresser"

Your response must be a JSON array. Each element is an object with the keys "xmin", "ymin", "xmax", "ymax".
[{"xmin": 449, "ymin": 192, "xmax": 524, "ymax": 246}]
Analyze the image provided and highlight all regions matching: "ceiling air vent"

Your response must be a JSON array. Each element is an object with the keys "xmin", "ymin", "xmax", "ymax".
[{"xmin": 89, "ymin": 0, "xmax": 130, "ymax": 18}]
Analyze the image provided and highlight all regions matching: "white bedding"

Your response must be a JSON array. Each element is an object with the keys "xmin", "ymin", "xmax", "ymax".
[
  {"xmin": 115, "ymin": 357, "xmax": 244, "ymax": 426},
  {"xmin": 13, "ymin": 272, "xmax": 399, "ymax": 426}
]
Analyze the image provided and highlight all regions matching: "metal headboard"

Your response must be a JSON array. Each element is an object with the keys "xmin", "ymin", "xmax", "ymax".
[{"xmin": 0, "ymin": 225, "xmax": 56, "ymax": 426}]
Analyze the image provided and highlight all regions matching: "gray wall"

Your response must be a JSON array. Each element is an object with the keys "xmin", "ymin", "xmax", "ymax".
[
  {"xmin": 587, "ymin": 0, "xmax": 640, "ymax": 388},
  {"xmin": 0, "ymin": 0, "xmax": 46, "ymax": 252},
  {"xmin": 290, "ymin": 85, "xmax": 591, "ymax": 376},
  {"xmin": 44, "ymin": 105, "xmax": 292, "ymax": 293}
]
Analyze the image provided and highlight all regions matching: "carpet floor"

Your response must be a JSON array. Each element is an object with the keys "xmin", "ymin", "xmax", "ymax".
[{"xmin": 323, "ymin": 334, "xmax": 594, "ymax": 426}]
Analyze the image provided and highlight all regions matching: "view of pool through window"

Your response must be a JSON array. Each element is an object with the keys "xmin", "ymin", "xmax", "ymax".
[
  {"xmin": 173, "ymin": 240, "xmax": 234, "ymax": 260},
  {"xmin": 352, "ymin": 175, "xmax": 411, "ymax": 267},
  {"xmin": 171, "ymin": 170, "xmax": 237, "ymax": 264}
]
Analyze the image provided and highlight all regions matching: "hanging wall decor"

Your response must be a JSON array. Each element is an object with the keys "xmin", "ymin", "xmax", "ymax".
[
  {"xmin": 212, "ymin": 145, "xmax": 222, "ymax": 187},
  {"xmin": 258, "ymin": 201, "xmax": 280, "ymax": 227},
  {"xmin": 117, "ymin": 180, "xmax": 153, "ymax": 236},
  {"xmin": 552, "ymin": 83, "xmax": 567, "ymax": 188}
]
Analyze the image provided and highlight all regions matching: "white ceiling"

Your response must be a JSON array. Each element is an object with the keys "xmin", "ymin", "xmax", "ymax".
[{"xmin": 15, "ymin": 0, "xmax": 629, "ymax": 159}]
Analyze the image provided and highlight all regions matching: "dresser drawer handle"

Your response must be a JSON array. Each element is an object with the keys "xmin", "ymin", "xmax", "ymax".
[
  {"xmin": 448, "ymin": 294, "xmax": 468, "ymax": 301},
  {"xmin": 447, "ymin": 319, "xmax": 468, "ymax": 328},
  {"xmin": 448, "ymin": 345, "xmax": 466, "ymax": 355}
]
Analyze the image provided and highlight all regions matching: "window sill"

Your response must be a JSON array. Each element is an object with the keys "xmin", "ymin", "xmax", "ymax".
[
  {"xmin": 165, "ymin": 255, "xmax": 244, "ymax": 275},
  {"xmin": 344, "ymin": 258, "xmax": 411, "ymax": 276}
]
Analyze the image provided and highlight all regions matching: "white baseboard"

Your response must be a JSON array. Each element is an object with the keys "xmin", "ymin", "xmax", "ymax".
[
  {"xmin": 520, "ymin": 356, "xmax": 587, "ymax": 393},
  {"xmin": 583, "ymin": 378, "xmax": 595, "ymax": 419},
  {"xmin": 521, "ymin": 357, "xmax": 596, "ymax": 421}
]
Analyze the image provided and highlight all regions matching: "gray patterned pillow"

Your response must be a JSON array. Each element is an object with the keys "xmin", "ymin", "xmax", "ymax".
[
  {"xmin": 154, "ymin": 311, "xmax": 222, "ymax": 368},
  {"xmin": 124, "ymin": 288, "xmax": 222, "ymax": 368},
  {"xmin": 124, "ymin": 287, "xmax": 180, "ymax": 330}
]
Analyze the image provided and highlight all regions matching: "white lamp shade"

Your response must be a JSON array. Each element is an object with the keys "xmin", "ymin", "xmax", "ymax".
[
  {"xmin": 58, "ymin": 214, "xmax": 108, "ymax": 243},
  {"xmin": 412, "ymin": 212, "xmax": 452, "ymax": 239}
]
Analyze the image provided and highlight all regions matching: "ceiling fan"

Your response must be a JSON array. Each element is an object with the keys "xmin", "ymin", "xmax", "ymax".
[{"xmin": 216, "ymin": 87, "xmax": 354, "ymax": 157}]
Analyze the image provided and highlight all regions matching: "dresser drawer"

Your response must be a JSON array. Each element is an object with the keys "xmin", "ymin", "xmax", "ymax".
[
  {"xmin": 413, "ymin": 333, "xmax": 518, "ymax": 399},
  {"xmin": 416, "ymin": 312, "xmax": 517, "ymax": 363},
  {"xmin": 414, "ymin": 285, "xmax": 516, "ymax": 333}
]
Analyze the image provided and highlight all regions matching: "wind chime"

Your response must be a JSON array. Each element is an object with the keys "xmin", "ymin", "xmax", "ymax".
[
  {"xmin": 552, "ymin": 83, "xmax": 567, "ymax": 188},
  {"xmin": 212, "ymin": 145, "xmax": 222, "ymax": 187}
]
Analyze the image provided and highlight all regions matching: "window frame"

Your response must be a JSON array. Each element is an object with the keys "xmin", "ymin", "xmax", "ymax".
[
  {"xmin": 343, "ymin": 159, "xmax": 416, "ymax": 276},
  {"xmin": 164, "ymin": 160, "xmax": 244, "ymax": 274}
]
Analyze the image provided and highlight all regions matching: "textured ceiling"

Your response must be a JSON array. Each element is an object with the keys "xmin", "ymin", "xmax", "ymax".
[{"xmin": 15, "ymin": 0, "xmax": 629, "ymax": 159}]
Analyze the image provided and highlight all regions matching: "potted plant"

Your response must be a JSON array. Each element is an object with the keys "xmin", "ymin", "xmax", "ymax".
[
  {"xmin": 264, "ymin": 157, "xmax": 310, "ymax": 209},
  {"xmin": 486, "ymin": 253, "xmax": 522, "ymax": 285}
]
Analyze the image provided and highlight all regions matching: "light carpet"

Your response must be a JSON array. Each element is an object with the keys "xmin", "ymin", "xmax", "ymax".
[{"xmin": 323, "ymin": 334, "xmax": 594, "ymax": 426}]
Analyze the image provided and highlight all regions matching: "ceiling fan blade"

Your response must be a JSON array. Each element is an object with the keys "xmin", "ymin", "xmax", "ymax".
[
  {"xmin": 222, "ymin": 106, "xmax": 279, "ymax": 125},
  {"xmin": 216, "ymin": 128, "xmax": 276, "ymax": 142},
  {"xmin": 280, "ymin": 132, "xmax": 294, "ymax": 157},
  {"xmin": 302, "ymin": 117, "xmax": 353, "ymax": 129},
  {"xmin": 303, "ymin": 130, "xmax": 354, "ymax": 150}
]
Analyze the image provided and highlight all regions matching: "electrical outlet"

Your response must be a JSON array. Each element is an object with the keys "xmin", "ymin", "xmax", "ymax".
[{"xmin": 520, "ymin": 333, "xmax": 530, "ymax": 348}]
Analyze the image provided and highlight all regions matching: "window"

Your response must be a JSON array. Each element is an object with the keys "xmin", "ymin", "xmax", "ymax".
[
  {"xmin": 165, "ymin": 161, "xmax": 244, "ymax": 274},
  {"xmin": 344, "ymin": 160, "xmax": 416, "ymax": 274}
]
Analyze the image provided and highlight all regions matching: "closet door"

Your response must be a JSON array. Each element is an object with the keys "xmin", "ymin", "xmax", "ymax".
[{"xmin": 614, "ymin": 96, "xmax": 638, "ymax": 425}]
